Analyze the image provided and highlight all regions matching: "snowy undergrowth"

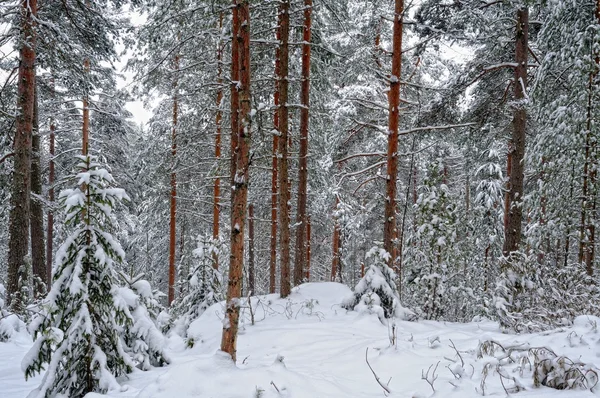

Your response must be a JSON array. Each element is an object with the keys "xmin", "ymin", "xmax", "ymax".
[{"xmin": 3, "ymin": 282, "xmax": 600, "ymax": 397}]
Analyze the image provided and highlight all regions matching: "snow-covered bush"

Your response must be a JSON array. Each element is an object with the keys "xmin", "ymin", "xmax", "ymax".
[
  {"xmin": 23, "ymin": 155, "xmax": 134, "ymax": 398},
  {"xmin": 171, "ymin": 235, "xmax": 223, "ymax": 341},
  {"xmin": 118, "ymin": 273, "xmax": 170, "ymax": 370},
  {"xmin": 342, "ymin": 247, "xmax": 413, "ymax": 321},
  {"xmin": 493, "ymin": 252, "xmax": 600, "ymax": 332},
  {"xmin": 0, "ymin": 284, "xmax": 27, "ymax": 342}
]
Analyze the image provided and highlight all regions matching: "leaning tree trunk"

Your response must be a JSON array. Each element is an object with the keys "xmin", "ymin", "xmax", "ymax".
[
  {"xmin": 30, "ymin": 84, "xmax": 46, "ymax": 296},
  {"xmin": 221, "ymin": 0, "xmax": 251, "ymax": 363},
  {"xmin": 168, "ymin": 53, "xmax": 179, "ymax": 306},
  {"xmin": 7, "ymin": 0, "xmax": 37, "ymax": 311},
  {"xmin": 383, "ymin": 0, "xmax": 404, "ymax": 272},
  {"xmin": 502, "ymin": 8, "xmax": 528, "ymax": 260},
  {"xmin": 277, "ymin": 0, "xmax": 292, "ymax": 298},
  {"xmin": 293, "ymin": 0, "xmax": 312, "ymax": 286},
  {"xmin": 331, "ymin": 196, "xmax": 341, "ymax": 281}
]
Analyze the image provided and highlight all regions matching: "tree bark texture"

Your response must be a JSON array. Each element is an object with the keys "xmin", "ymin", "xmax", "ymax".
[
  {"xmin": 383, "ymin": 0, "xmax": 404, "ymax": 271},
  {"xmin": 502, "ymin": 8, "xmax": 528, "ymax": 259},
  {"xmin": 31, "ymin": 83, "xmax": 46, "ymax": 296},
  {"xmin": 7, "ymin": 0, "xmax": 37, "ymax": 311},
  {"xmin": 277, "ymin": 0, "xmax": 291, "ymax": 298},
  {"xmin": 221, "ymin": 0, "xmax": 251, "ymax": 363},
  {"xmin": 293, "ymin": 0, "xmax": 312, "ymax": 286}
]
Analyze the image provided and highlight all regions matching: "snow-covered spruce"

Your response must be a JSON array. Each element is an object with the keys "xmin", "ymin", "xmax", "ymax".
[
  {"xmin": 342, "ymin": 247, "xmax": 413, "ymax": 321},
  {"xmin": 171, "ymin": 235, "xmax": 223, "ymax": 344},
  {"xmin": 0, "ymin": 284, "xmax": 27, "ymax": 342},
  {"xmin": 22, "ymin": 155, "xmax": 133, "ymax": 398},
  {"xmin": 118, "ymin": 272, "xmax": 170, "ymax": 370}
]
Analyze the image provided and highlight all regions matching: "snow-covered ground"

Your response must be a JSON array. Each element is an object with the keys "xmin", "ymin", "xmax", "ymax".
[{"xmin": 2, "ymin": 282, "xmax": 599, "ymax": 397}]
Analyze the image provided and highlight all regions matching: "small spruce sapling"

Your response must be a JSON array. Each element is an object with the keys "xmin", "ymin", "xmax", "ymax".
[
  {"xmin": 23, "ymin": 155, "xmax": 133, "ymax": 398},
  {"xmin": 118, "ymin": 272, "xmax": 171, "ymax": 370},
  {"xmin": 171, "ymin": 235, "xmax": 223, "ymax": 342},
  {"xmin": 342, "ymin": 247, "xmax": 413, "ymax": 322}
]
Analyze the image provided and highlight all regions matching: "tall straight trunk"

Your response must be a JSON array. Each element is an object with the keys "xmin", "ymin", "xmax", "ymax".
[
  {"xmin": 248, "ymin": 204, "xmax": 255, "ymax": 294},
  {"xmin": 7, "ymin": 0, "xmax": 37, "ymax": 311},
  {"xmin": 230, "ymin": 5, "xmax": 240, "ymax": 186},
  {"xmin": 46, "ymin": 94, "xmax": 56, "ymax": 283},
  {"xmin": 580, "ymin": 0, "xmax": 600, "ymax": 273},
  {"xmin": 502, "ymin": 8, "xmax": 528, "ymax": 259},
  {"xmin": 305, "ymin": 215, "xmax": 311, "ymax": 280},
  {"xmin": 293, "ymin": 0, "xmax": 312, "ymax": 286},
  {"xmin": 213, "ymin": 12, "xmax": 224, "ymax": 269},
  {"xmin": 168, "ymin": 54, "xmax": 179, "ymax": 306},
  {"xmin": 331, "ymin": 197, "xmax": 341, "ymax": 281},
  {"xmin": 269, "ymin": 19, "xmax": 281, "ymax": 294},
  {"xmin": 221, "ymin": 0, "xmax": 251, "ymax": 363},
  {"xmin": 82, "ymin": 59, "xmax": 90, "ymax": 156},
  {"xmin": 383, "ymin": 0, "xmax": 404, "ymax": 271},
  {"xmin": 30, "ymin": 84, "xmax": 46, "ymax": 295},
  {"xmin": 277, "ymin": 0, "xmax": 291, "ymax": 298}
]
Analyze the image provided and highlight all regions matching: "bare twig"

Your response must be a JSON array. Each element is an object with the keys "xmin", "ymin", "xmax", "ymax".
[
  {"xmin": 365, "ymin": 348, "xmax": 391, "ymax": 395},
  {"xmin": 422, "ymin": 361, "xmax": 440, "ymax": 393}
]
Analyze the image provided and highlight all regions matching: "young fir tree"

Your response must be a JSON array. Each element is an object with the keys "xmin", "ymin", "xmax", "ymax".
[
  {"xmin": 118, "ymin": 272, "xmax": 170, "ymax": 370},
  {"xmin": 23, "ymin": 155, "xmax": 133, "ymax": 398},
  {"xmin": 342, "ymin": 247, "xmax": 413, "ymax": 322},
  {"xmin": 405, "ymin": 160, "xmax": 458, "ymax": 320},
  {"xmin": 172, "ymin": 235, "xmax": 222, "ymax": 343}
]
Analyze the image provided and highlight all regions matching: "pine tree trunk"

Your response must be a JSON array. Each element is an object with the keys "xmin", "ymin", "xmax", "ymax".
[
  {"xmin": 213, "ymin": 12, "xmax": 224, "ymax": 269},
  {"xmin": 248, "ymin": 204, "xmax": 255, "ymax": 294},
  {"xmin": 270, "ymin": 18, "xmax": 281, "ymax": 294},
  {"xmin": 579, "ymin": 0, "xmax": 600, "ymax": 273},
  {"xmin": 221, "ymin": 0, "xmax": 251, "ymax": 363},
  {"xmin": 293, "ymin": 0, "xmax": 312, "ymax": 286},
  {"xmin": 230, "ymin": 5, "xmax": 240, "ymax": 187},
  {"xmin": 30, "ymin": 83, "xmax": 46, "ymax": 296},
  {"xmin": 46, "ymin": 93, "xmax": 56, "ymax": 284},
  {"xmin": 7, "ymin": 0, "xmax": 37, "ymax": 311},
  {"xmin": 502, "ymin": 8, "xmax": 528, "ymax": 259},
  {"xmin": 277, "ymin": 0, "xmax": 292, "ymax": 298},
  {"xmin": 168, "ymin": 54, "xmax": 179, "ymax": 306},
  {"xmin": 383, "ymin": 0, "xmax": 404, "ymax": 271},
  {"xmin": 331, "ymin": 197, "xmax": 341, "ymax": 281}
]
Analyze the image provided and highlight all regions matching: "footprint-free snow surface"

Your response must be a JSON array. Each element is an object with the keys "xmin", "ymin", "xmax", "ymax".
[{"xmin": 2, "ymin": 282, "xmax": 600, "ymax": 397}]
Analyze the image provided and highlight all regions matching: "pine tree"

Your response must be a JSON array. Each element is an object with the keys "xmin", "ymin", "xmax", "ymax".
[{"xmin": 23, "ymin": 155, "xmax": 133, "ymax": 398}]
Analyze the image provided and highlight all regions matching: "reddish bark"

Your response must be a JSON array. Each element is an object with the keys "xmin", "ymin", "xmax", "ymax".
[
  {"xmin": 230, "ymin": 5, "xmax": 240, "ymax": 186},
  {"xmin": 31, "ymin": 84, "xmax": 46, "ymax": 295},
  {"xmin": 293, "ymin": 0, "xmax": 312, "ymax": 286},
  {"xmin": 270, "ymin": 19, "xmax": 281, "ymax": 294},
  {"xmin": 277, "ymin": 0, "xmax": 292, "ymax": 298},
  {"xmin": 7, "ymin": 0, "xmax": 37, "ymax": 310},
  {"xmin": 502, "ymin": 8, "xmax": 528, "ymax": 260},
  {"xmin": 221, "ymin": 0, "xmax": 252, "ymax": 363},
  {"xmin": 383, "ymin": 0, "xmax": 404, "ymax": 271}
]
